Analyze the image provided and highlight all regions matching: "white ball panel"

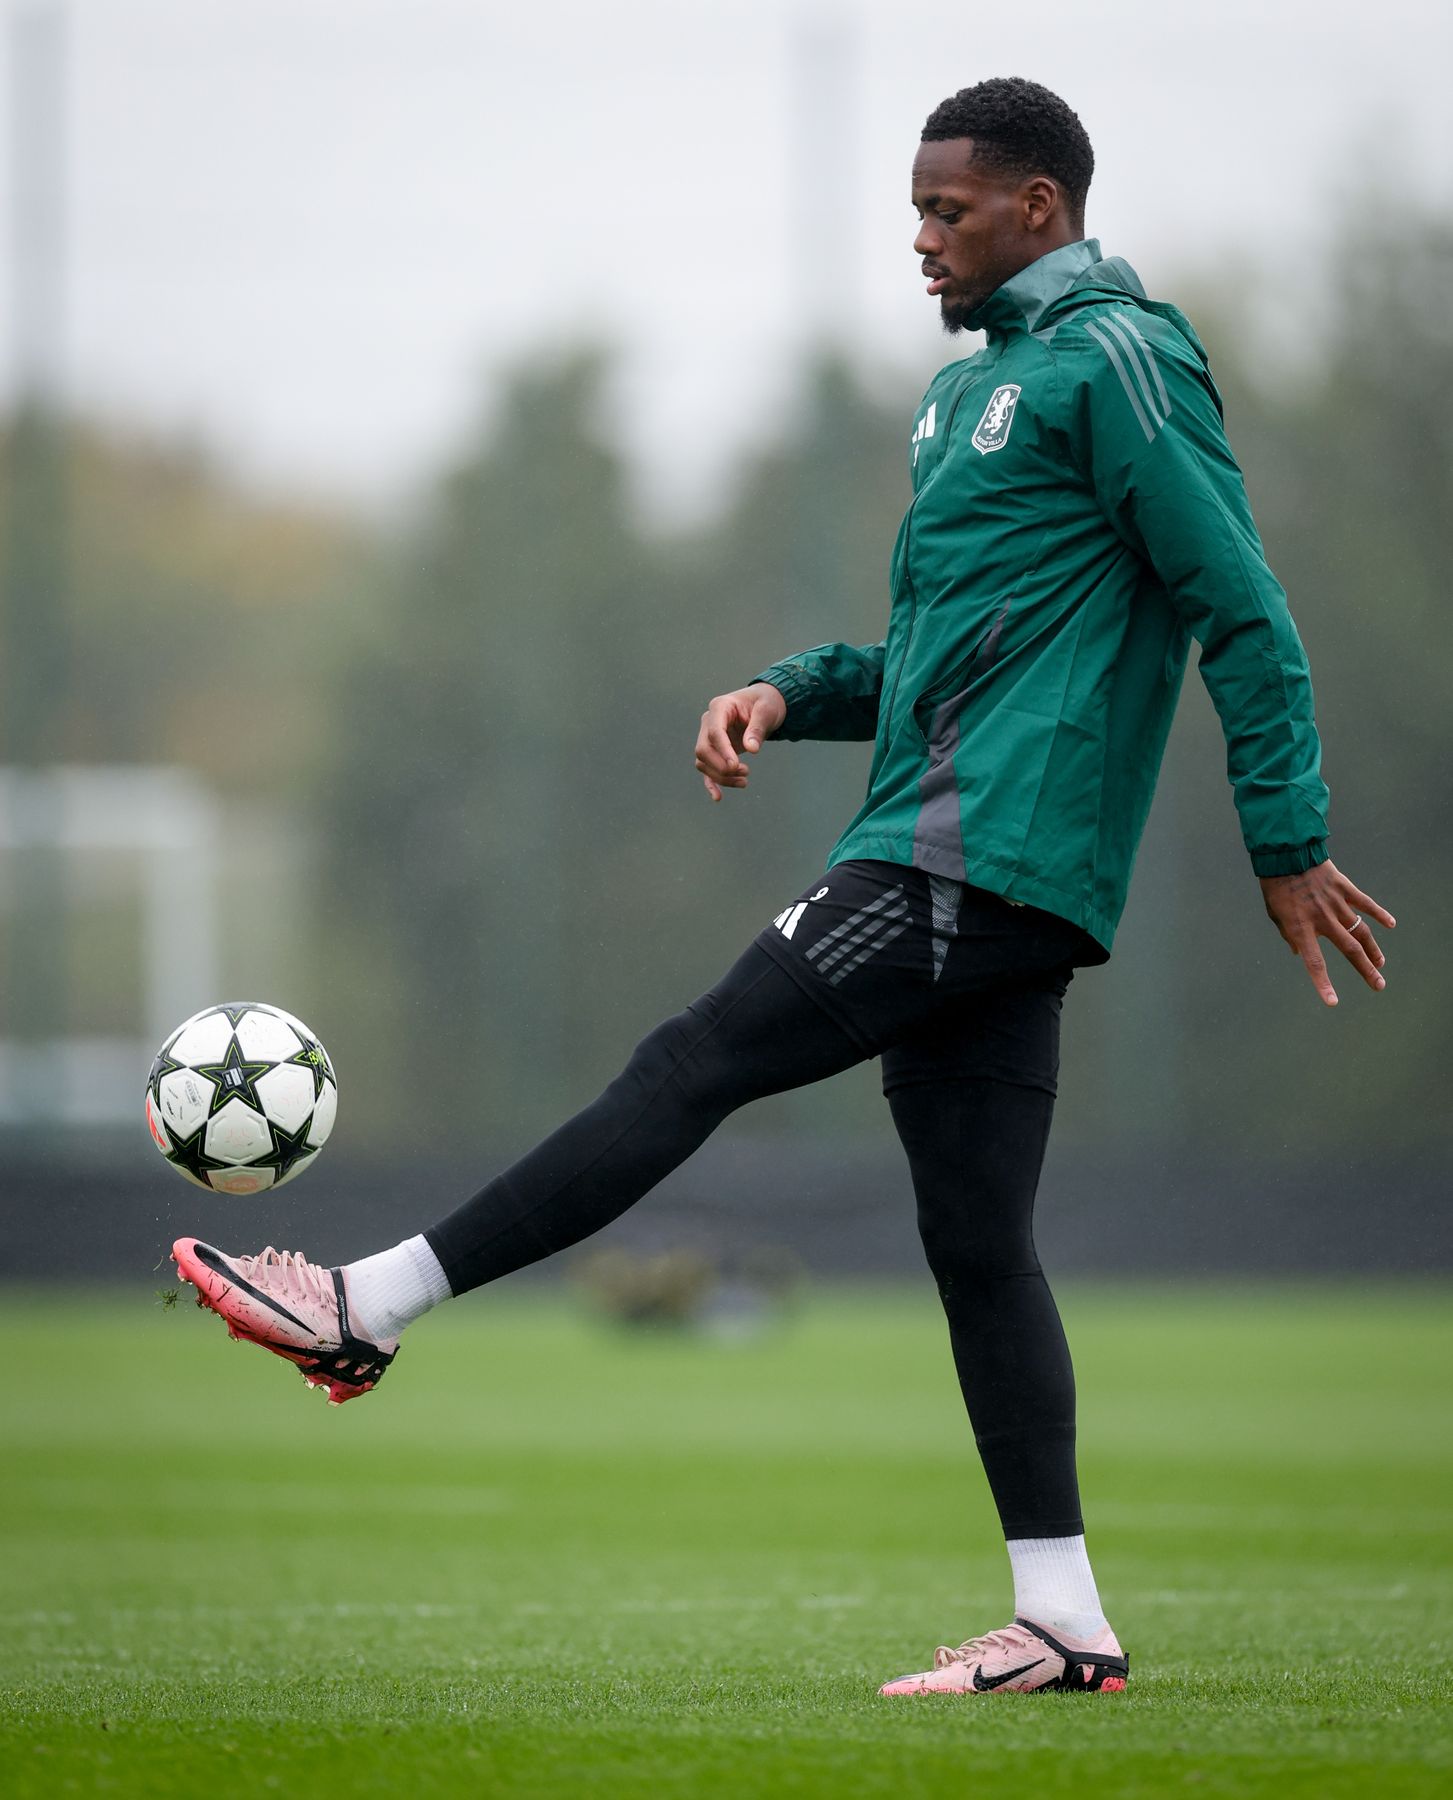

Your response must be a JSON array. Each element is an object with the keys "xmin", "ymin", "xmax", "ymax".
[
  {"xmin": 157, "ymin": 1068, "xmax": 217, "ymax": 1139},
  {"xmin": 306, "ymin": 1079, "xmax": 337, "ymax": 1148},
  {"xmin": 169, "ymin": 1010, "xmax": 234, "ymax": 1067},
  {"xmin": 235, "ymin": 1008, "xmax": 303, "ymax": 1063},
  {"xmin": 273, "ymin": 1007, "xmax": 333, "ymax": 1078},
  {"xmin": 255, "ymin": 1062, "xmax": 315, "ymax": 1132},
  {"xmin": 270, "ymin": 1004, "xmax": 319, "ymax": 1043},
  {"xmin": 210, "ymin": 1165, "xmax": 276, "ymax": 1196},
  {"xmin": 205, "ymin": 1097, "xmax": 272, "ymax": 1165}
]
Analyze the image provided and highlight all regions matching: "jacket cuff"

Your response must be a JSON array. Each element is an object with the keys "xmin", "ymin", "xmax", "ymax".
[
  {"xmin": 1250, "ymin": 839, "xmax": 1329, "ymax": 878},
  {"xmin": 748, "ymin": 665, "xmax": 813, "ymax": 738}
]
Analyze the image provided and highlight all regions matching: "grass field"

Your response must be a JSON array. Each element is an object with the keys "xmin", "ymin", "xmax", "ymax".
[{"xmin": 3, "ymin": 1283, "xmax": 1450, "ymax": 1798}]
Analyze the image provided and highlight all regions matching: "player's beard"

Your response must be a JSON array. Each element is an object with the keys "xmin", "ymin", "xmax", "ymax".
[{"xmin": 939, "ymin": 293, "xmax": 983, "ymax": 336}]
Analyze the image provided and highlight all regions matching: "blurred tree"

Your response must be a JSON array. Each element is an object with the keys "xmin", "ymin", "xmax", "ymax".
[
  {"xmin": 322, "ymin": 351, "xmax": 666, "ymax": 1144},
  {"xmin": 0, "ymin": 419, "xmax": 362, "ymax": 1043},
  {"xmin": 7, "ymin": 195, "xmax": 1444, "ymax": 1179},
  {"xmin": 0, "ymin": 421, "xmax": 363, "ymax": 785},
  {"xmin": 0, "ymin": 401, "xmax": 71, "ymax": 1088},
  {"xmin": 1203, "ymin": 211, "xmax": 1451, "ymax": 1146},
  {"xmin": 317, "ymin": 262, "xmax": 1452, "ymax": 1163},
  {"xmin": 1058, "ymin": 213, "xmax": 1453, "ymax": 1159},
  {"xmin": 319, "ymin": 350, "xmax": 911, "ymax": 1148}
]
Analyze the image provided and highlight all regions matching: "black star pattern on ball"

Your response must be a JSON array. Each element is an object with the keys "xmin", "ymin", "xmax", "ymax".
[
  {"xmin": 148, "ymin": 1046, "xmax": 185, "ymax": 1092},
  {"xmin": 212, "ymin": 1001, "xmax": 264, "ymax": 1029},
  {"xmin": 193, "ymin": 1035, "xmax": 272, "ymax": 1117},
  {"xmin": 165, "ymin": 1121, "xmax": 229, "ymax": 1189},
  {"xmin": 267, "ymin": 1117, "xmax": 318, "ymax": 1187},
  {"xmin": 286, "ymin": 1033, "xmax": 334, "ymax": 1103}
]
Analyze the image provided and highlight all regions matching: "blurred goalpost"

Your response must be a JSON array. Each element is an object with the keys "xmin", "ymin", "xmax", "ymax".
[{"xmin": 0, "ymin": 766, "xmax": 219, "ymax": 1125}]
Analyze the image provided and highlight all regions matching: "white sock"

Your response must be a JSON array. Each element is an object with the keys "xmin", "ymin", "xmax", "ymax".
[
  {"xmin": 341, "ymin": 1234, "xmax": 453, "ymax": 1342},
  {"xmin": 1006, "ymin": 1535, "xmax": 1110, "ymax": 1642}
]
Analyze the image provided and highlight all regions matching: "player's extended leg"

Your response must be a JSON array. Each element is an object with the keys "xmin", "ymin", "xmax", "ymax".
[
  {"xmin": 174, "ymin": 934, "xmax": 873, "ymax": 1399},
  {"xmin": 421, "ymin": 941, "xmax": 868, "ymax": 1291},
  {"xmin": 877, "ymin": 982, "xmax": 1128, "ymax": 1695}
]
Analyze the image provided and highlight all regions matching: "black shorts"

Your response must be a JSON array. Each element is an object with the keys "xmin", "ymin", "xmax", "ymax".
[{"xmin": 753, "ymin": 859, "xmax": 1098, "ymax": 1097}]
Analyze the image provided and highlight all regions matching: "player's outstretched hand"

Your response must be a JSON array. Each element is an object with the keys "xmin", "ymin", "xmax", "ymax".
[
  {"xmin": 695, "ymin": 682, "xmax": 787, "ymax": 802},
  {"xmin": 1259, "ymin": 860, "xmax": 1396, "ymax": 1007}
]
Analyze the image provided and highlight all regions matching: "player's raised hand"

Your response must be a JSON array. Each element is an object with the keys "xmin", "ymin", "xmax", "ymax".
[
  {"xmin": 1259, "ymin": 860, "xmax": 1396, "ymax": 1007},
  {"xmin": 694, "ymin": 683, "xmax": 788, "ymax": 802}
]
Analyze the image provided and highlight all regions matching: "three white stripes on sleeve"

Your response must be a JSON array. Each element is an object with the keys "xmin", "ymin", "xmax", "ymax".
[{"xmin": 1084, "ymin": 311, "xmax": 1173, "ymax": 444}]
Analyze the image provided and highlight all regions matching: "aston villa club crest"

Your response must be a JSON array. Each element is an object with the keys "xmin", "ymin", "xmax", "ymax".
[{"xmin": 972, "ymin": 383, "xmax": 1022, "ymax": 455}]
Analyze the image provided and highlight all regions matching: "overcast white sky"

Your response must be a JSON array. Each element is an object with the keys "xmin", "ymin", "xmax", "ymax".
[{"xmin": 2, "ymin": 0, "xmax": 1450, "ymax": 517}]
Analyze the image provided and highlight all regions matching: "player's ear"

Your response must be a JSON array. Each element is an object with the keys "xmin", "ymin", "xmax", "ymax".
[{"xmin": 1022, "ymin": 176, "xmax": 1059, "ymax": 232}]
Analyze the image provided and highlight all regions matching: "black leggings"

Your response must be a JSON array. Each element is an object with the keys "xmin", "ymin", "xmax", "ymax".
[{"xmin": 427, "ymin": 866, "xmax": 1088, "ymax": 1538}]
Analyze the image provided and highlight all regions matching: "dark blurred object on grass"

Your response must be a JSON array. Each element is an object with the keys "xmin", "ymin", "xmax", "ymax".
[{"xmin": 569, "ymin": 1244, "xmax": 803, "ymax": 1336}]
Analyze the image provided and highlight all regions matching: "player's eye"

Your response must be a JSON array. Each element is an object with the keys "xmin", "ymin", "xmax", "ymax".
[{"xmin": 937, "ymin": 210, "xmax": 962, "ymax": 225}]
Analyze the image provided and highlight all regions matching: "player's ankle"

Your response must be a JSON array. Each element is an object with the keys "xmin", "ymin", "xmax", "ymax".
[
  {"xmin": 341, "ymin": 1234, "xmax": 452, "ymax": 1343},
  {"xmin": 1006, "ymin": 1534, "xmax": 1110, "ymax": 1645},
  {"xmin": 1023, "ymin": 1605, "xmax": 1111, "ymax": 1643}
]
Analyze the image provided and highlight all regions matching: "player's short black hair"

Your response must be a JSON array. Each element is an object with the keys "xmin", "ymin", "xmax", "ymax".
[{"xmin": 922, "ymin": 78, "xmax": 1094, "ymax": 217}]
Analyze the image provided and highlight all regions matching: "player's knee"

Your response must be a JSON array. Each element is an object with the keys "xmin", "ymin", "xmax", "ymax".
[
  {"xmin": 622, "ymin": 1010, "xmax": 691, "ymax": 1085},
  {"xmin": 620, "ymin": 1007, "xmax": 745, "ymax": 1112},
  {"xmin": 916, "ymin": 1199, "xmax": 1040, "ymax": 1288}
]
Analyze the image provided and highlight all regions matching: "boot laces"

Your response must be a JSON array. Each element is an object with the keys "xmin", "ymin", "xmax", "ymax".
[
  {"xmin": 234, "ymin": 1246, "xmax": 333, "ymax": 1314},
  {"xmin": 933, "ymin": 1622, "xmax": 1036, "ymax": 1672}
]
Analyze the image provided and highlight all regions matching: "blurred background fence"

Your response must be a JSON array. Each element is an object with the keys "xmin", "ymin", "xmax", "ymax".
[{"xmin": 1, "ymin": 0, "xmax": 1449, "ymax": 1279}]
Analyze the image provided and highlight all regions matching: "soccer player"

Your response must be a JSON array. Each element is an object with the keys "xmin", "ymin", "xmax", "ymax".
[{"xmin": 174, "ymin": 78, "xmax": 1394, "ymax": 1697}]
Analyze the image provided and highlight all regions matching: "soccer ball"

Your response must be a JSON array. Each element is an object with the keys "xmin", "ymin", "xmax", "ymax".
[{"xmin": 145, "ymin": 1002, "xmax": 337, "ymax": 1195}]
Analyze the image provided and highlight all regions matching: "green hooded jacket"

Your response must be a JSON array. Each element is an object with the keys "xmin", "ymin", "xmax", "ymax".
[{"xmin": 753, "ymin": 238, "xmax": 1330, "ymax": 954}]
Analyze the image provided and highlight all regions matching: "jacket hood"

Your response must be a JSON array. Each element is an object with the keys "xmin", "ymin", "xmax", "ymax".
[
  {"xmin": 970, "ymin": 239, "xmax": 1208, "ymax": 370},
  {"xmin": 1042, "ymin": 252, "xmax": 1210, "ymax": 370}
]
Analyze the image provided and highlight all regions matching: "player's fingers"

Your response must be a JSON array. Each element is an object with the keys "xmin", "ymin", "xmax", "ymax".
[
  {"xmin": 1341, "ymin": 880, "xmax": 1396, "ymax": 929},
  {"xmin": 1330, "ymin": 924, "xmax": 1386, "ymax": 992},
  {"xmin": 702, "ymin": 773, "xmax": 722, "ymax": 802},
  {"xmin": 696, "ymin": 753, "xmax": 747, "ymax": 789},
  {"xmin": 693, "ymin": 724, "xmax": 728, "ymax": 774},
  {"xmin": 1346, "ymin": 915, "xmax": 1386, "ymax": 970},
  {"xmin": 1296, "ymin": 933, "xmax": 1338, "ymax": 1006},
  {"xmin": 697, "ymin": 716, "xmax": 744, "ymax": 777}
]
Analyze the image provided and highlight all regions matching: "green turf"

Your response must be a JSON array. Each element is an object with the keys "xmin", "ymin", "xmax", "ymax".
[{"xmin": 3, "ymin": 1283, "xmax": 1450, "ymax": 1798}]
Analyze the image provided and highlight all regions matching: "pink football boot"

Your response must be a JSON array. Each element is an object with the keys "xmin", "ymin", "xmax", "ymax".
[
  {"xmin": 879, "ymin": 1617, "xmax": 1129, "ymax": 1696},
  {"xmin": 172, "ymin": 1238, "xmax": 397, "ymax": 1405}
]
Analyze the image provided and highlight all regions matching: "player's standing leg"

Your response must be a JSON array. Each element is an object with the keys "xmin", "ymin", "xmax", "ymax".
[{"xmin": 877, "ymin": 971, "xmax": 1128, "ymax": 1694}]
